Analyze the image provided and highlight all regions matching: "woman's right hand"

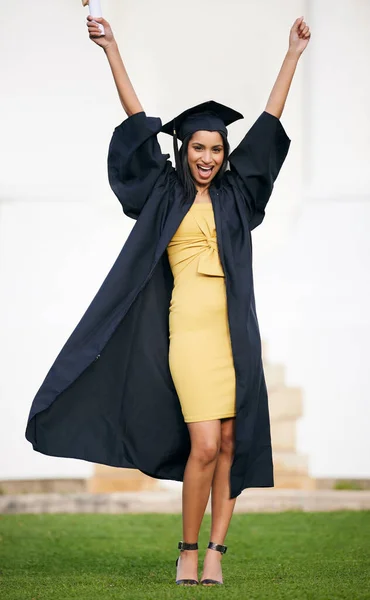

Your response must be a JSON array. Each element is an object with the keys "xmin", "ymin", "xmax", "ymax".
[{"xmin": 86, "ymin": 15, "xmax": 116, "ymax": 49}]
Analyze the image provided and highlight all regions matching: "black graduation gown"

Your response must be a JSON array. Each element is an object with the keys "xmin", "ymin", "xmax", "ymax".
[{"xmin": 25, "ymin": 110, "xmax": 290, "ymax": 499}]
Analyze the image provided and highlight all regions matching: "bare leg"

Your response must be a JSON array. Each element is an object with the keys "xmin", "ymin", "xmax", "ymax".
[
  {"xmin": 200, "ymin": 417, "xmax": 236, "ymax": 583},
  {"xmin": 176, "ymin": 420, "xmax": 221, "ymax": 582}
]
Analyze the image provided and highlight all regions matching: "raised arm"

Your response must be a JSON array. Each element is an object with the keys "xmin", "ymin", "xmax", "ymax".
[
  {"xmin": 85, "ymin": 16, "xmax": 171, "ymax": 219},
  {"xmin": 86, "ymin": 15, "xmax": 143, "ymax": 116},
  {"xmin": 265, "ymin": 16, "xmax": 311, "ymax": 119}
]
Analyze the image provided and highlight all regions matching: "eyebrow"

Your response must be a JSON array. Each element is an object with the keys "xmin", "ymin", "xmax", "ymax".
[{"xmin": 191, "ymin": 142, "xmax": 223, "ymax": 148}]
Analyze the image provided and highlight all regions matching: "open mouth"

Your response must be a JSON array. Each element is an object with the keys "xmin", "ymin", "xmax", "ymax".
[{"xmin": 196, "ymin": 165, "xmax": 214, "ymax": 178}]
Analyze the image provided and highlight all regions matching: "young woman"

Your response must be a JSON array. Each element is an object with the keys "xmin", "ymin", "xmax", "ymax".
[{"xmin": 25, "ymin": 12, "xmax": 310, "ymax": 588}]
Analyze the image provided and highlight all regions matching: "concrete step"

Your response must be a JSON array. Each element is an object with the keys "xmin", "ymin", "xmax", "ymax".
[
  {"xmin": 274, "ymin": 473, "xmax": 316, "ymax": 490},
  {"xmin": 273, "ymin": 451, "xmax": 308, "ymax": 474},
  {"xmin": 269, "ymin": 388, "xmax": 303, "ymax": 420},
  {"xmin": 264, "ymin": 363, "xmax": 286, "ymax": 390},
  {"xmin": 270, "ymin": 419, "xmax": 297, "ymax": 451},
  {"xmin": 1, "ymin": 489, "xmax": 370, "ymax": 514},
  {"xmin": 88, "ymin": 466, "xmax": 160, "ymax": 493}
]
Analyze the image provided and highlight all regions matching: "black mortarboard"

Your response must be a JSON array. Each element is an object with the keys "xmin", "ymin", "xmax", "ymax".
[
  {"xmin": 161, "ymin": 100, "xmax": 244, "ymax": 179},
  {"xmin": 161, "ymin": 100, "xmax": 244, "ymax": 141}
]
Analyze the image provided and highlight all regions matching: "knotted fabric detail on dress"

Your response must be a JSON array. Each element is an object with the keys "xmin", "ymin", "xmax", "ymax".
[
  {"xmin": 166, "ymin": 204, "xmax": 225, "ymax": 278},
  {"xmin": 192, "ymin": 207, "xmax": 224, "ymax": 277},
  {"xmin": 197, "ymin": 235, "xmax": 224, "ymax": 277}
]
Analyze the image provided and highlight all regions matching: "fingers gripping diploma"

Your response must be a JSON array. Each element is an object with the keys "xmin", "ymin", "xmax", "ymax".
[{"xmin": 82, "ymin": 0, "xmax": 105, "ymax": 35}]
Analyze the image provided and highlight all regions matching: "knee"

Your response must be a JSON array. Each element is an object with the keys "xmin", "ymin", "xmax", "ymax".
[
  {"xmin": 220, "ymin": 430, "xmax": 235, "ymax": 457},
  {"xmin": 191, "ymin": 440, "xmax": 220, "ymax": 466}
]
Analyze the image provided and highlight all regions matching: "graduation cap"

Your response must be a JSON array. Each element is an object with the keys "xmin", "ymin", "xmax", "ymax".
[{"xmin": 161, "ymin": 100, "xmax": 244, "ymax": 177}]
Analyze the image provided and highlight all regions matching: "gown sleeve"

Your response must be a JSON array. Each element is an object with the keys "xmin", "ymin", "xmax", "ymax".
[
  {"xmin": 107, "ymin": 111, "xmax": 170, "ymax": 219},
  {"xmin": 228, "ymin": 110, "xmax": 291, "ymax": 230}
]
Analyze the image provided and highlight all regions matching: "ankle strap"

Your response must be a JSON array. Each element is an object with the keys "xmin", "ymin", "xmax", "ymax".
[
  {"xmin": 208, "ymin": 541, "xmax": 227, "ymax": 554},
  {"xmin": 178, "ymin": 541, "xmax": 198, "ymax": 551}
]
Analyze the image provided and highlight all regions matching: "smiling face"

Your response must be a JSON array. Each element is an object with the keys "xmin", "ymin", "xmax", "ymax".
[{"xmin": 187, "ymin": 130, "xmax": 225, "ymax": 188}]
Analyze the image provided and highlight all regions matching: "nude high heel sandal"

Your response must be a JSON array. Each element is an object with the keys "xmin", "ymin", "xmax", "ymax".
[
  {"xmin": 200, "ymin": 541, "xmax": 227, "ymax": 586},
  {"xmin": 175, "ymin": 541, "xmax": 199, "ymax": 586}
]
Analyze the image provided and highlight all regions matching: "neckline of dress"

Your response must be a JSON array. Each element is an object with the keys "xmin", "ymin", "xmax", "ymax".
[{"xmin": 192, "ymin": 202, "xmax": 213, "ymax": 207}]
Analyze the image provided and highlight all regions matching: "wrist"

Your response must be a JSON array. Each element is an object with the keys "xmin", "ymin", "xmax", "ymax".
[
  {"xmin": 104, "ymin": 40, "xmax": 118, "ymax": 54},
  {"xmin": 286, "ymin": 47, "xmax": 301, "ymax": 61}
]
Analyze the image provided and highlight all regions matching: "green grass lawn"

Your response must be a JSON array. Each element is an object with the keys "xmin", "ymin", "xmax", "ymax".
[{"xmin": 0, "ymin": 511, "xmax": 369, "ymax": 599}]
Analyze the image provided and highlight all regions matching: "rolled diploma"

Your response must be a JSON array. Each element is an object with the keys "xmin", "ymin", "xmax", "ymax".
[{"xmin": 87, "ymin": 0, "xmax": 105, "ymax": 35}]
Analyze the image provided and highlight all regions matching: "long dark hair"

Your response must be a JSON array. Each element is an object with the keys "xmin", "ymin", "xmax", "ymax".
[{"xmin": 175, "ymin": 131, "xmax": 230, "ymax": 204}]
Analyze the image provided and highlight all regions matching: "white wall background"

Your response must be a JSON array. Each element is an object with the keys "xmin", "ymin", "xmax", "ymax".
[{"xmin": 0, "ymin": 0, "xmax": 369, "ymax": 481}]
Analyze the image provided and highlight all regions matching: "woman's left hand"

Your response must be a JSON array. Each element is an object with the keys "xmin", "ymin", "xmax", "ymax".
[{"xmin": 289, "ymin": 16, "xmax": 311, "ymax": 56}]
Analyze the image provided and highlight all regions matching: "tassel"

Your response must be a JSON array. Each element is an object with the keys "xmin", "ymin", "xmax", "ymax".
[{"xmin": 173, "ymin": 124, "xmax": 183, "ymax": 186}]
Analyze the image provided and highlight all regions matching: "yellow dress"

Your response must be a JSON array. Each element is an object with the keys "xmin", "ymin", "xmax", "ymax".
[{"xmin": 166, "ymin": 202, "xmax": 236, "ymax": 423}]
